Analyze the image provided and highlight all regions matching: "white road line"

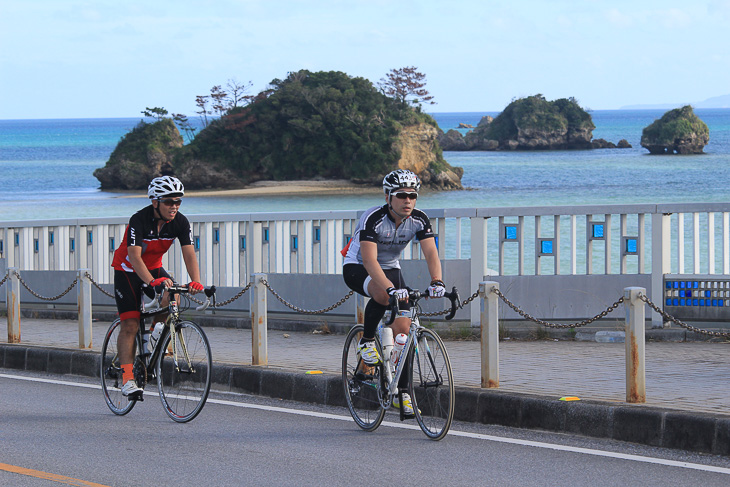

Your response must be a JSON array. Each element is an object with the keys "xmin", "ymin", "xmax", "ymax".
[{"xmin": 2, "ymin": 372, "xmax": 729, "ymax": 475}]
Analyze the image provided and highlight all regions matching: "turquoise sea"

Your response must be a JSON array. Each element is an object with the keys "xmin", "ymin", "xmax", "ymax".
[{"xmin": 1, "ymin": 110, "xmax": 729, "ymax": 222}]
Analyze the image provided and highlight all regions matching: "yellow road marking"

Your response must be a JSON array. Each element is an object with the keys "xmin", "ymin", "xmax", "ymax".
[{"xmin": 0, "ymin": 463, "xmax": 110, "ymax": 486}]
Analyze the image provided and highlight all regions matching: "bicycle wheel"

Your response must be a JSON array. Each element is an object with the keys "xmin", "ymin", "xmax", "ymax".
[
  {"xmin": 156, "ymin": 320, "xmax": 212, "ymax": 423},
  {"xmin": 410, "ymin": 328, "xmax": 454, "ymax": 440},
  {"xmin": 100, "ymin": 319, "xmax": 136, "ymax": 415},
  {"xmin": 342, "ymin": 325, "xmax": 385, "ymax": 432}
]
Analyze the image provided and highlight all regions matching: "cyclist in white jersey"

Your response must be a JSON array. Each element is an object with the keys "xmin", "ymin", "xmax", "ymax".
[{"xmin": 343, "ymin": 169, "xmax": 445, "ymax": 417}]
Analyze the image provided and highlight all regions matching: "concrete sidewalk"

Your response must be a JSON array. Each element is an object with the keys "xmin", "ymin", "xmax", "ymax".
[{"xmin": 2, "ymin": 317, "xmax": 730, "ymax": 455}]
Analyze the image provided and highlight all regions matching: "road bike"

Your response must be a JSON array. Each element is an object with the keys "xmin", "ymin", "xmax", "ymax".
[
  {"xmin": 101, "ymin": 284, "xmax": 216, "ymax": 423},
  {"xmin": 342, "ymin": 287, "xmax": 460, "ymax": 440}
]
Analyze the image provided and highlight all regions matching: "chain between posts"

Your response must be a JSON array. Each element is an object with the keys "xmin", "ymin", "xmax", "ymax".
[
  {"xmin": 420, "ymin": 289, "xmax": 481, "ymax": 317},
  {"xmin": 492, "ymin": 287, "xmax": 625, "ymax": 329},
  {"xmin": 187, "ymin": 282, "xmax": 253, "ymax": 308},
  {"xmin": 261, "ymin": 278, "xmax": 353, "ymax": 314},
  {"xmin": 639, "ymin": 293, "xmax": 730, "ymax": 338},
  {"xmin": 13, "ymin": 270, "xmax": 78, "ymax": 301},
  {"xmin": 84, "ymin": 272, "xmax": 115, "ymax": 298},
  {"xmin": 0, "ymin": 271, "xmax": 9, "ymax": 288}
]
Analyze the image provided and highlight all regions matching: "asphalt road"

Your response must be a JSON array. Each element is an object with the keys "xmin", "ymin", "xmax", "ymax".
[{"xmin": 2, "ymin": 370, "xmax": 730, "ymax": 487}]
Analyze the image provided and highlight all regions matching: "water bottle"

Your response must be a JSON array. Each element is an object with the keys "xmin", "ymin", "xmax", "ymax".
[
  {"xmin": 141, "ymin": 331, "xmax": 152, "ymax": 355},
  {"xmin": 391, "ymin": 333, "xmax": 407, "ymax": 366},
  {"xmin": 379, "ymin": 326, "xmax": 394, "ymax": 362},
  {"xmin": 149, "ymin": 322, "xmax": 165, "ymax": 351}
]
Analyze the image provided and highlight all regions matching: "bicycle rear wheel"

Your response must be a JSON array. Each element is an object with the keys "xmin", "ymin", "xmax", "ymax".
[
  {"xmin": 342, "ymin": 325, "xmax": 385, "ymax": 432},
  {"xmin": 156, "ymin": 320, "xmax": 212, "ymax": 423},
  {"xmin": 100, "ymin": 319, "xmax": 136, "ymax": 415},
  {"xmin": 410, "ymin": 328, "xmax": 454, "ymax": 440}
]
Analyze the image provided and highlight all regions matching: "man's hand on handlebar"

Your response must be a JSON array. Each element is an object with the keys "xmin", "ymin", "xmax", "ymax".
[
  {"xmin": 386, "ymin": 287, "xmax": 409, "ymax": 301},
  {"xmin": 149, "ymin": 277, "xmax": 172, "ymax": 294},
  {"xmin": 187, "ymin": 281, "xmax": 204, "ymax": 295},
  {"xmin": 427, "ymin": 279, "xmax": 446, "ymax": 298}
]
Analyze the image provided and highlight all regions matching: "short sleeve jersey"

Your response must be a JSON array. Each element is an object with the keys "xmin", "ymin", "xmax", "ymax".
[
  {"xmin": 343, "ymin": 205, "xmax": 434, "ymax": 269},
  {"xmin": 111, "ymin": 205, "xmax": 193, "ymax": 272}
]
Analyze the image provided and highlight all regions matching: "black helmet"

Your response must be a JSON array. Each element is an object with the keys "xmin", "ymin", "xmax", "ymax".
[{"xmin": 382, "ymin": 169, "xmax": 420, "ymax": 195}]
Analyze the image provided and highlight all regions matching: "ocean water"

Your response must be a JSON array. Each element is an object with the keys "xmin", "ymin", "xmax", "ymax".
[{"xmin": 1, "ymin": 110, "xmax": 729, "ymax": 222}]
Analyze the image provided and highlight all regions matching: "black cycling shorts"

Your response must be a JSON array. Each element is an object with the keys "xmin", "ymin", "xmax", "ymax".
[
  {"xmin": 114, "ymin": 268, "xmax": 170, "ymax": 320},
  {"xmin": 343, "ymin": 263, "xmax": 406, "ymax": 297}
]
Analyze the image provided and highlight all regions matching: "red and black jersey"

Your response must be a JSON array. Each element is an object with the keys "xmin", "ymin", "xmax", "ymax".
[{"xmin": 111, "ymin": 205, "xmax": 193, "ymax": 272}]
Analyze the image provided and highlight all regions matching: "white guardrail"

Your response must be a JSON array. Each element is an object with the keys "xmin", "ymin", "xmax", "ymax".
[{"xmin": 2, "ymin": 203, "xmax": 730, "ymax": 325}]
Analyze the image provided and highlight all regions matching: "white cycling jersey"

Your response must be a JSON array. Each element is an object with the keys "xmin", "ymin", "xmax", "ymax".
[{"xmin": 343, "ymin": 205, "xmax": 434, "ymax": 269}]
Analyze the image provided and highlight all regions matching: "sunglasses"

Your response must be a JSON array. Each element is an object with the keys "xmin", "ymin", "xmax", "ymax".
[
  {"xmin": 160, "ymin": 198, "xmax": 182, "ymax": 206},
  {"xmin": 392, "ymin": 192, "xmax": 418, "ymax": 200}
]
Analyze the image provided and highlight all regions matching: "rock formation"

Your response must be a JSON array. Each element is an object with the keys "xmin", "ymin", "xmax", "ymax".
[
  {"xmin": 93, "ymin": 119, "xmax": 183, "ymax": 190},
  {"xmin": 394, "ymin": 123, "xmax": 463, "ymax": 190},
  {"xmin": 640, "ymin": 105, "xmax": 709, "ymax": 154}
]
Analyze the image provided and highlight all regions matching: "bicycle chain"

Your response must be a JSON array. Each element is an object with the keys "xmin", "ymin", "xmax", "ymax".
[
  {"xmin": 639, "ymin": 293, "xmax": 730, "ymax": 338},
  {"xmin": 492, "ymin": 287, "xmax": 624, "ymax": 329},
  {"xmin": 261, "ymin": 278, "xmax": 353, "ymax": 314},
  {"xmin": 13, "ymin": 270, "xmax": 78, "ymax": 301}
]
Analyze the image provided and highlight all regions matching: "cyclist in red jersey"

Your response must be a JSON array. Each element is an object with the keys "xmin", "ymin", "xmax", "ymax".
[{"xmin": 111, "ymin": 176, "xmax": 203, "ymax": 398}]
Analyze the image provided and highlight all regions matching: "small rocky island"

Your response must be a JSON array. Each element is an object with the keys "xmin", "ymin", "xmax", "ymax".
[
  {"xmin": 640, "ymin": 105, "xmax": 709, "ymax": 154},
  {"xmin": 438, "ymin": 95, "xmax": 630, "ymax": 151},
  {"xmin": 94, "ymin": 70, "xmax": 463, "ymax": 191}
]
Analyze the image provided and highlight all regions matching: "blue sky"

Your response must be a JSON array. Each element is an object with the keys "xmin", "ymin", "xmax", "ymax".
[{"xmin": 1, "ymin": 0, "xmax": 729, "ymax": 119}]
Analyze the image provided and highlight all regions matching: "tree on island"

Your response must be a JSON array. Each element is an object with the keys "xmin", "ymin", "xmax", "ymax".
[
  {"xmin": 378, "ymin": 66, "xmax": 435, "ymax": 109},
  {"xmin": 195, "ymin": 79, "xmax": 254, "ymax": 128},
  {"xmin": 141, "ymin": 107, "xmax": 168, "ymax": 121}
]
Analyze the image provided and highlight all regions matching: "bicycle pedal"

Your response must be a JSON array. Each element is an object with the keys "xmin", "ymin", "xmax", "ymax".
[{"xmin": 127, "ymin": 392, "xmax": 144, "ymax": 402}]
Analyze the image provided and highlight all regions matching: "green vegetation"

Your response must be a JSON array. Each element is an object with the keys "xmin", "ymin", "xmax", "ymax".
[
  {"xmin": 640, "ymin": 105, "xmax": 709, "ymax": 154},
  {"xmin": 479, "ymin": 94, "xmax": 594, "ymax": 141},
  {"xmin": 177, "ymin": 70, "xmax": 442, "ymax": 183},
  {"xmin": 106, "ymin": 118, "xmax": 180, "ymax": 164}
]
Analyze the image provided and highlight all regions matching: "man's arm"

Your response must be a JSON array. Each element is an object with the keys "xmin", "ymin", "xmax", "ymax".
[
  {"xmin": 360, "ymin": 241, "xmax": 394, "ymax": 292},
  {"xmin": 181, "ymin": 244, "xmax": 202, "ymax": 284},
  {"xmin": 420, "ymin": 238, "xmax": 443, "ymax": 283},
  {"xmin": 128, "ymin": 246, "xmax": 161, "ymax": 285}
]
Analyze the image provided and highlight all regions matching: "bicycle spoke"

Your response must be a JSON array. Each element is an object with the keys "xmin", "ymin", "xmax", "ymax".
[
  {"xmin": 411, "ymin": 328, "xmax": 454, "ymax": 440},
  {"xmin": 100, "ymin": 320, "xmax": 136, "ymax": 415},
  {"xmin": 156, "ymin": 321, "xmax": 211, "ymax": 422},
  {"xmin": 342, "ymin": 325, "xmax": 385, "ymax": 431}
]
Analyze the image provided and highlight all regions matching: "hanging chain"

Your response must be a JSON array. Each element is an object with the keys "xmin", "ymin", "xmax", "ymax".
[
  {"xmin": 492, "ymin": 287, "xmax": 624, "ymax": 329},
  {"xmin": 13, "ymin": 270, "xmax": 78, "ymax": 301},
  {"xmin": 639, "ymin": 293, "xmax": 730, "ymax": 338},
  {"xmin": 420, "ymin": 289, "xmax": 481, "ymax": 317},
  {"xmin": 261, "ymin": 278, "xmax": 353, "ymax": 314},
  {"xmin": 187, "ymin": 282, "xmax": 253, "ymax": 308},
  {"xmin": 0, "ymin": 271, "xmax": 9, "ymax": 288},
  {"xmin": 84, "ymin": 272, "xmax": 115, "ymax": 298}
]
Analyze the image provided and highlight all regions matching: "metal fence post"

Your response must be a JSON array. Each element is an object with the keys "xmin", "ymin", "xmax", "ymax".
[
  {"xmin": 77, "ymin": 269, "xmax": 92, "ymax": 349},
  {"xmin": 480, "ymin": 281, "xmax": 499, "ymax": 388},
  {"xmin": 355, "ymin": 294, "xmax": 368, "ymax": 324},
  {"xmin": 250, "ymin": 273, "xmax": 268, "ymax": 365},
  {"xmin": 624, "ymin": 286, "xmax": 646, "ymax": 403},
  {"xmin": 7, "ymin": 268, "xmax": 20, "ymax": 343}
]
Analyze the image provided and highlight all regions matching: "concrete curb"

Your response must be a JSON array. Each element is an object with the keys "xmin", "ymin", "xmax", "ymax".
[{"xmin": 1, "ymin": 343, "xmax": 728, "ymax": 456}]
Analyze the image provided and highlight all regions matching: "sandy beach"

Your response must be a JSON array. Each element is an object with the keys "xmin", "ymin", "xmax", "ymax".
[{"xmin": 117, "ymin": 179, "xmax": 381, "ymax": 199}]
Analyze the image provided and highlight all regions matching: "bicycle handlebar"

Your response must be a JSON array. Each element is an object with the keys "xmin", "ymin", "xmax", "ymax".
[
  {"xmin": 384, "ymin": 286, "xmax": 461, "ymax": 325},
  {"xmin": 145, "ymin": 284, "xmax": 217, "ymax": 312}
]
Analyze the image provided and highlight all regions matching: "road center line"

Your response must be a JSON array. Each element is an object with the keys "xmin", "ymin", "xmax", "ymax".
[
  {"xmin": 3, "ymin": 372, "xmax": 729, "ymax": 475},
  {"xmin": 0, "ymin": 462, "xmax": 110, "ymax": 487}
]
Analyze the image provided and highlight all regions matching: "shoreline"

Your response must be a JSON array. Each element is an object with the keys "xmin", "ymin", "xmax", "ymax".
[{"xmin": 115, "ymin": 179, "xmax": 381, "ymax": 199}]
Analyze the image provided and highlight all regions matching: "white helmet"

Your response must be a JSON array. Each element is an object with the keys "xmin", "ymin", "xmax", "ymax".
[
  {"xmin": 148, "ymin": 176, "xmax": 184, "ymax": 199},
  {"xmin": 382, "ymin": 169, "xmax": 420, "ymax": 195}
]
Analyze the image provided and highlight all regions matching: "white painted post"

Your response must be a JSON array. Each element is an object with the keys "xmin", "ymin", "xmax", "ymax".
[
  {"xmin": 250, "ymin": 273, "xmax": 268, "ymax": 365},
  {"xmin": 480, "ymin": 281, "xmax": 499, "ymax": 388},
  {"xmin": 355, "ymin": 294, "xmax": 368, "ymax": 324},
  {"xmin": 651, "ymin": 213, "xmax": 671, "ymax": 328},
  {"xmin": 624, "ymin": 287, "xmax": 646, "ymax": 403},
  {"xmin": 7, "ymin": 268, "xmax": 20, "ymax": 343},
  {"xmin": 470, "ymin": 217, "xmax": 488, "ymax": 326},
  {"xmin": 77, "ymin": 269, "xmax": 92, "ymax": 348}
]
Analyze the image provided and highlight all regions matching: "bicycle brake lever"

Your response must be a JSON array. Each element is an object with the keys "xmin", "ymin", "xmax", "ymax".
[{"xmin": 385, "ymin": 295, "xmax": 399, "ymax": 325}]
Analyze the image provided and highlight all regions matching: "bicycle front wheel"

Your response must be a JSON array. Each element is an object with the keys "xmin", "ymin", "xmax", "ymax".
[
  {"xmin": 342, "ymin": 325, "xmax": 385, "ymax": 432},
  {"xmin": 410, "ymin": 328, "xmax": 454, "ymax": 440},
  {"xmin": 156, "ymin": 320, "xmax": 212, "ymax": 423},
  {"xmin": 100, "ymin": 319, "xmax": 136, "ymax": 415}
]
